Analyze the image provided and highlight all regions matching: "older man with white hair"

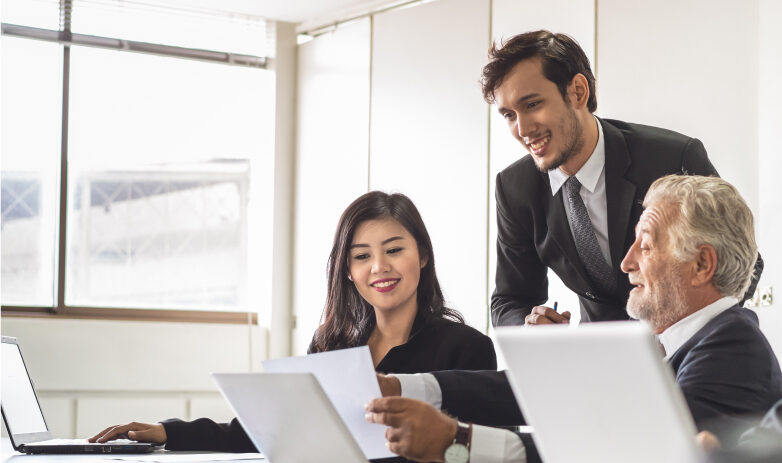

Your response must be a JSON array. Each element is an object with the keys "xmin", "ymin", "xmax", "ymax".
[
  {"xmin": 366, "ymin": 175, "xmax": 782, "ymax": 463},
  {"xmin": 620, "ymin": 174, "xmax": 781, "ymax": 443}
]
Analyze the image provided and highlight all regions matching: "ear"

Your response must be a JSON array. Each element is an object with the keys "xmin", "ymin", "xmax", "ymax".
[
  {"xmin": 347, "ymin": 274, "xmax": 353, "ymax": 282},
  {"xmin": 690, "ymin": 244, "xmax": 717, "ymax": 287},
  {"xmin": 420, "ymin": 253, "xmax": 429, "ymax": 269},
  {"xmin": 568, "ymin": 73, "xmax": 590, "ymax": 110}
]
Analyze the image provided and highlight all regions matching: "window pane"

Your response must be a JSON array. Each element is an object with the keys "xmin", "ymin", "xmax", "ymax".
[
  {"xmin": 1, "ymin": 37, "xmax": 62, "ymax": 306},
  {"xmin": 1, "ymin": 0, "xmax": 60, "ymax": 30},
  {"xmin": 71, "ymin": 0, "xmax": 273, "ymax": 57},
  {"xmin": 66, "ymin": 46, "xmax": 274, "ymax": 311}
]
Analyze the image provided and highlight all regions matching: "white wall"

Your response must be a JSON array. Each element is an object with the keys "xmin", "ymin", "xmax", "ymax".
[
  {"xmin": 757, "ymin": 0, "xmax": 782, "ymax": 353},
  {"xmin": 597, "ymin": 0, "xmax": 759, "ymax": 217},
  {"xmin": 1, "ymin": 317, "xmax": 265, "ymax": 438},
  {"xmin": 370, "ymin": 0, "xmax": 490, "ymax": 330},
  {"xmin": 292, "ymin": 18, "xmax": 371, "ymax": 355}
]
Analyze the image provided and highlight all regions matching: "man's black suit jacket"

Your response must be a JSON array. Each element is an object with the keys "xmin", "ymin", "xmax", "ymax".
[
  {"xmin": 492, "ymin": 118, "xmax": 726, "ymax": 325},
  {"xmin": 433, "ymin": 307, "xmax": 782, "ymax": 460}
]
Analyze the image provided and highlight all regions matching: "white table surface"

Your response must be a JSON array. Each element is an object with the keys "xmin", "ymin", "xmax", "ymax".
[{"xmin": 1, "ymin": 439, "xmax": 264, "ymax": 463}]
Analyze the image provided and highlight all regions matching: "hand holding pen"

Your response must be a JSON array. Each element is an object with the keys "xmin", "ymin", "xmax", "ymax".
[{"xmin": 525, "ymin": 301, "xmax": 572, "ymax": 325}]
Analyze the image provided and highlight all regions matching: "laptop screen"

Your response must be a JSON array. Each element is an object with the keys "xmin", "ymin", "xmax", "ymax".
[{"xmin": 1, "ymin": 340, "xmax": 49, "ymax": 437}]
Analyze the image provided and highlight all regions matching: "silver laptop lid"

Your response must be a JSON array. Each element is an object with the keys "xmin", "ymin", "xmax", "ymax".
[
  {"xmin": 1, "ymin": 336, "xmax": 52, "ymax": 449},
  {"xmin": 213, "ymin": 373, "xmax": 368, "ymax": 463},
  {"xmin": 496, "ymin": 322, "xmax": 703, "ymax": 463}
]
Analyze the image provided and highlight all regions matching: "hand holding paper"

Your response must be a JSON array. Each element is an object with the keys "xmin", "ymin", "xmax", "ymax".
[{"xmin": 262, "ymin": 346, "xmax": 394, "ymax": 459}]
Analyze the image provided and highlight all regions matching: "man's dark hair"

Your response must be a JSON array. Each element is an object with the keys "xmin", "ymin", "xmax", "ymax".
[{"xmin": 481, "ymin": 30, "xmax": 597, "ymax": 112}]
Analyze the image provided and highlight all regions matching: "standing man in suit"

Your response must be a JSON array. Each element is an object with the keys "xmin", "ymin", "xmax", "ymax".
[
  {"xmin": 486, "ymin": 30, "xmax": 759, "ymax": 326},
  {"xmin": 366, "ymin": 175, "xmax": 781, "ymax": 463}
]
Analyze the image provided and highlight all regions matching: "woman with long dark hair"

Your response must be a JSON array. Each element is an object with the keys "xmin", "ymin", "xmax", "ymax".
[
  {"xmin": 89, "ymin": 191, "xmax": 495, "ymax": 452},
  {"xmin": 310, "ymin": 191, "xmax": 495, "ymax": 373}
]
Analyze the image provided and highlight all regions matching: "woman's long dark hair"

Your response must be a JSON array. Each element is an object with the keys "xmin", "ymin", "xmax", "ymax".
[{"xmin": 312, "ymin": 191, "xmax": 464, "ymax": 352}]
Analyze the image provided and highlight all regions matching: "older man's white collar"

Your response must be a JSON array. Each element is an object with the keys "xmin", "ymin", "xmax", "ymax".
[
  {"xmin": 658, "ymin": 296, "xmax": 739, "ymax": 360},
  {"xmin": 548, "ymin": 116, "xmax": 605, "ymax": 195}
]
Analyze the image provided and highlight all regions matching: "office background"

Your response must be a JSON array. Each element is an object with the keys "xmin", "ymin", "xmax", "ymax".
[{"xmin": 2, "ymin": 0, "xmax": 782, "ymax": 440}]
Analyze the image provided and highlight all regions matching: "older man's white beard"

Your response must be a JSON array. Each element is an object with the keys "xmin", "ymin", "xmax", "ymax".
[{"xmin": 627, "ymin": 274, "xmax": 689, "ymax": 332}]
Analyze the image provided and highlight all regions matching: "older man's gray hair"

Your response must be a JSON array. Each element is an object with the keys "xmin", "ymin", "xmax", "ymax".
[{"xmin": 643, "ymin": 175, "xmax": 758, "ymax": 299}]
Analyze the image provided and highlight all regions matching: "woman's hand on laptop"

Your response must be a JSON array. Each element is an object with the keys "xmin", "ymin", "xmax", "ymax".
[{"xmin": 89, "ymin": 422, "xmax": 167, "ymax": 444}]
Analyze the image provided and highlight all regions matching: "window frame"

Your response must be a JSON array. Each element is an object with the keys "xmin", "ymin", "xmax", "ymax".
[{"xmin": 1, "ymin": 2, "xmax": 268, "ymax": 325}]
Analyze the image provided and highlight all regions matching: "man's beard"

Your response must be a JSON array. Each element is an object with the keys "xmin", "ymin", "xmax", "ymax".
[
  {"xmin": 626, "ymin": 271, "xmax": 689, "ymax": 333},
  {"xmin": 535, "ymin": 105, "xmax": 585, "ymax": 173}
]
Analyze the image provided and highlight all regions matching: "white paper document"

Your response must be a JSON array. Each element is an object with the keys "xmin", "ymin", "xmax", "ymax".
[{"xmin": 262, "ymin": 346, "xmax": 393, "ymax": 459}]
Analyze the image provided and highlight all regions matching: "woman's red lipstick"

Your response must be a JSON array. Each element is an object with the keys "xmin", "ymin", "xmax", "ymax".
[{"xmin": 371, "ymin": 278, "xmax": 400, "ymax": 293}]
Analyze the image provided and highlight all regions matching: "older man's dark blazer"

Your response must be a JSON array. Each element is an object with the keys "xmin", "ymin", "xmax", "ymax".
[
  {"xmin": 669, "ymin": 306, "xmax": 782, "ymax": 445},
  {"xmin": 433, "ymin": 306, "xmax": 782, "ymax": 460},
  {"xmin": 492, "ymin": 118, "xmax": 725, "ymax": 326}
]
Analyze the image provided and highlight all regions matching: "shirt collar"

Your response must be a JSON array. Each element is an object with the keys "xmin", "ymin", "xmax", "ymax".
[
  {"xmin": 549, "ymin": 116, "xmax": 605, "ymax": 195},
  {"xmin": 658, "ymin": 296, "xmax": 738, "ymax": 360}
]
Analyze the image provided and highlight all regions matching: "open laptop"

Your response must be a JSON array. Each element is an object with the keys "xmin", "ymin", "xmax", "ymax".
[
  {"xmin": 1, "ymin": 336, "xmax": 157, "ymax": 454},
  {"xmin": 213, "ymin": 372, "xmax": 368, "ymax": 463},
  {"xmin": 495, "ymin": 322, "xmax": 704, "ymax": 463}
]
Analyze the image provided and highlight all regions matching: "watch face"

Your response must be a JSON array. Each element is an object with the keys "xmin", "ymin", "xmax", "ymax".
[{"xmin": 444, "ymin": 443, "xmax": 469, "ymax": 463}]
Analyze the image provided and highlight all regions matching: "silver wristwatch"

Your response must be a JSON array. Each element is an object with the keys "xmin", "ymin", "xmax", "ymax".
[{"xmin": 444, "ymin": 422, "xmax": 471, "ymax": 463}]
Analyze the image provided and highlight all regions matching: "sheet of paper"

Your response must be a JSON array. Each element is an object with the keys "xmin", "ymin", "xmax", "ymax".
[
  {"xmin": 262, "ymin": 346, "xmax": 393, "ymax": 459},
  {"xmin": 107, "ymin": 453, "xmax": 263, "ymax": 462}
]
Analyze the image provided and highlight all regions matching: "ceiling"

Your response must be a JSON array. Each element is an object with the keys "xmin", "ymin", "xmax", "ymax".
[{"xmin": 152, "ymin": 0, "xmax": 399, "ymax": 24}]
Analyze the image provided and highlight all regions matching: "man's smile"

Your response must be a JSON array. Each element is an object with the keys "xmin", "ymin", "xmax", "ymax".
[{"xmin": 524, "ymin": 133, "xmax": 551, "ymax": 155}]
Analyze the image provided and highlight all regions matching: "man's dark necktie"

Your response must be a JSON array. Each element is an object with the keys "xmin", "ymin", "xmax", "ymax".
[{"xmin": 562, "ymin": 176, "xmax": 616, "ymax": 295}]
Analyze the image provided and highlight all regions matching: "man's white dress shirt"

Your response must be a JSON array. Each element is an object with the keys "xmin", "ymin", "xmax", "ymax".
[{"xmin": 658, "ymin": 296, "xmax": 738, "ymax": 360}]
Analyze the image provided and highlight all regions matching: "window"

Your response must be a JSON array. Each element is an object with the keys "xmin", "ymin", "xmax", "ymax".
[
  {"xmin": 1, "ymin": 0, "xmax": 275, "ymax": 321},
  {"xmin": 1, "ymin": 37, "xmax": 62, "ymax": 307}
]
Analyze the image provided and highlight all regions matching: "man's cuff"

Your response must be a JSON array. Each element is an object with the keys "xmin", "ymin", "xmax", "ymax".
[
  {"xmin": 470, "ymin": 425, "xmax": 526, "ymax": 463},
  {"xmin": 395, "ymin": 373, "xmax": 443, "ymax": 408}
]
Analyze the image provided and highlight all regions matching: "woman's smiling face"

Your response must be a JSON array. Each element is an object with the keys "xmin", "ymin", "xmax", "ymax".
[{"xmin": 348, "ymin": 217, "xmax": 427, "ymax": 315}]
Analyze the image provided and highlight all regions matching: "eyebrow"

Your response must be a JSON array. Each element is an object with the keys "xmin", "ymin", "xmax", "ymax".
[
  {"xmin": 497, "ymin": 93, "xmax": 543, "ymax": 113},
  {"xmin": 350, "ymin": 236, "xmax": 404, "ymax": 249},
  {"xmin": 635, "ymin": 224, "xmax": 654, "ymax": 239}
]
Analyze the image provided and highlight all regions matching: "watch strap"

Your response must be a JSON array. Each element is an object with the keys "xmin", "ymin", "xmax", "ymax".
[{"xmin": 454, "ymin": 421, "xmax": 471, "ymax": 449}]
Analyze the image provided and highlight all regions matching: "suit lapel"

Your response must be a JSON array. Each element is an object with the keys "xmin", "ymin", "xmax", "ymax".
[{"xmin": 601, "ymin": 119, "xmax": 637, "ymax": 271}]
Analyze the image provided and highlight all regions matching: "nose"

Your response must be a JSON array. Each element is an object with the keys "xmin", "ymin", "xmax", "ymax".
[
  {"xmin": 620, "ymin": 244, "xmax": 638, "ymax": 275},
  {"xmin": 514, "ymin": 116, "xmax": 525, "ymax": 139},
  {"xmin": 371, "ymin": 254, "xmax": 390, "ymax": 274},
  {"xmin": 515, "ymin": 113, "xmax": 535, "ymax": 140}
]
